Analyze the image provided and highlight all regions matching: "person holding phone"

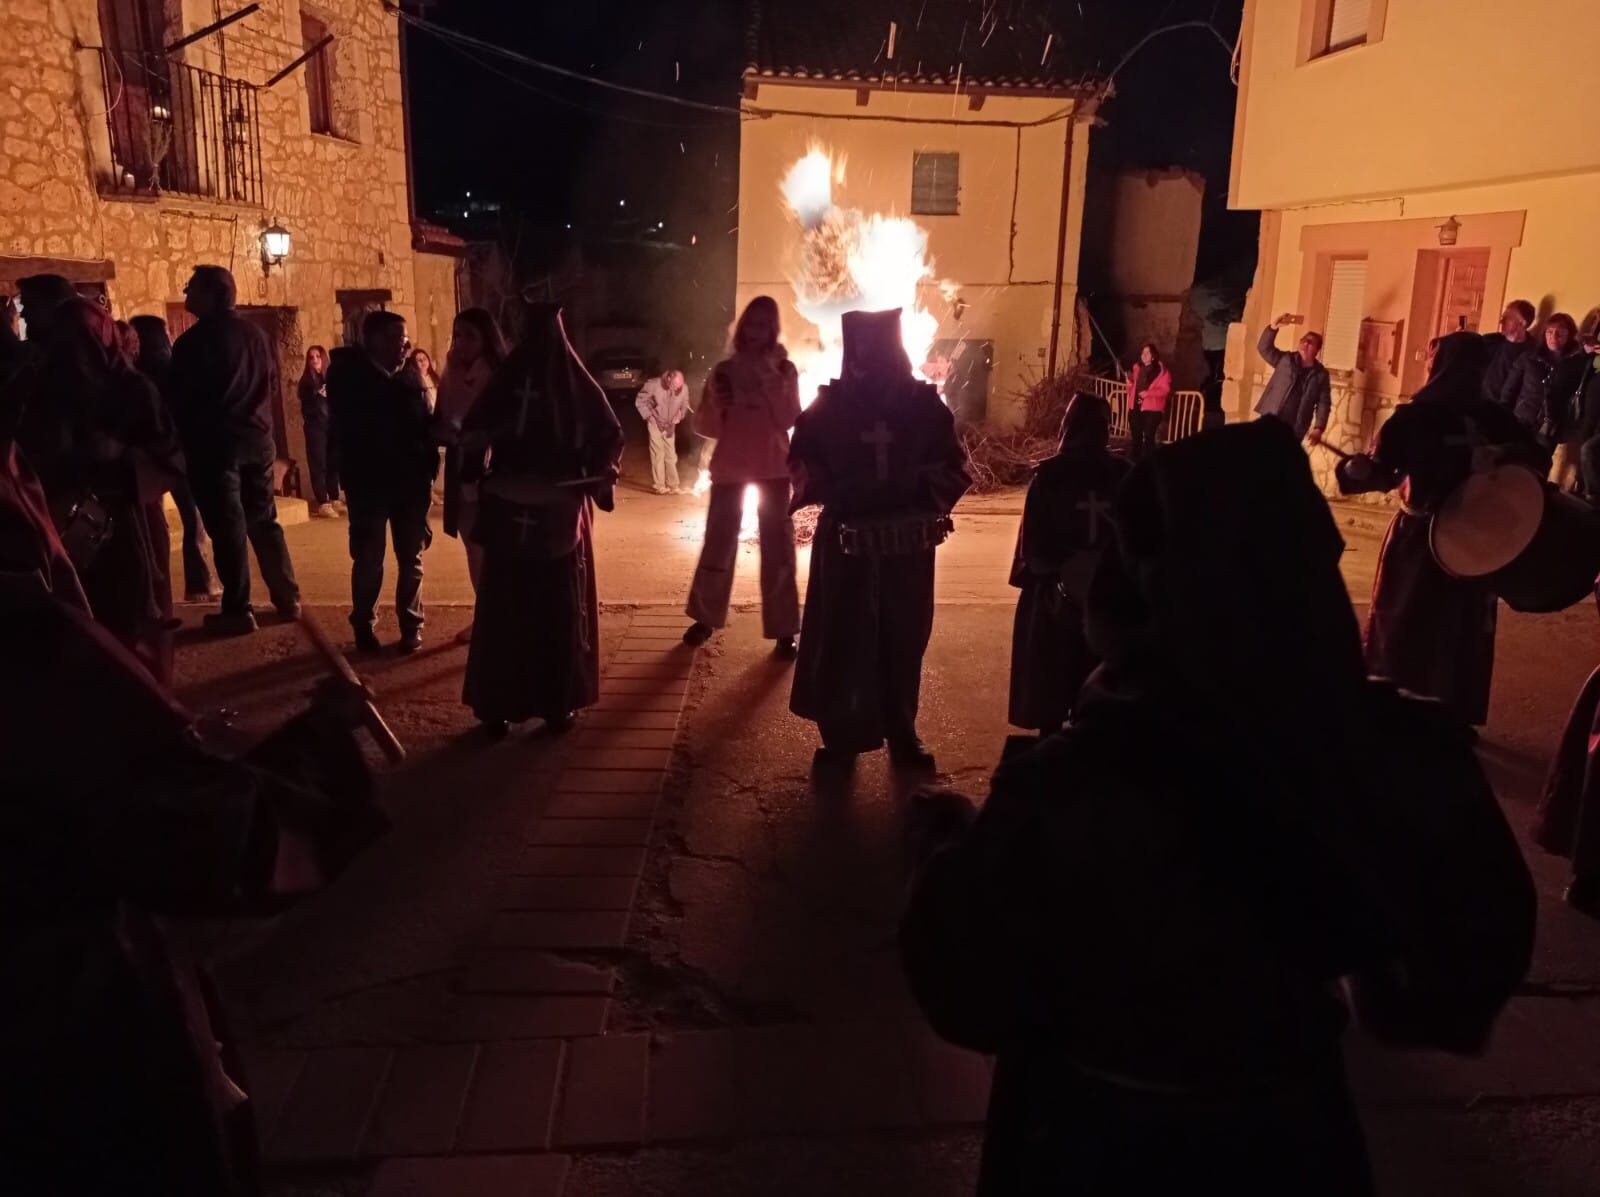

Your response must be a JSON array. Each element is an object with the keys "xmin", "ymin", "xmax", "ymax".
[{"xmin": 1254, "ymin": 313, "xmax": 1331, "ymax": 445}]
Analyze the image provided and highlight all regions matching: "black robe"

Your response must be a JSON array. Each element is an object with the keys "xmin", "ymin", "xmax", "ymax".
[
  {"xmin": 462, "ymin": 310, "xmax": 622, "ymax": 723},
  {"xmin": 0, "ymin": 449, "xmax": 382, "ymax": 1195},
  {"xmin": 787, "ymin": 371, "xmax": 970, "ymax": 751},
  {"xmin": 1338, "ymin": 335, "xmax": 1536, "ymax": 725},
  {"xmin": 1008, "ymin": 445, "xmax": 1130, "ymax": 730},
  {"xmin": 905, "ymin": 422, "xmax": 1533, "ymax": 1196},
  {"xmin": 1535, "ymin": 662, "xmax": 1600, "ymax": 883}
]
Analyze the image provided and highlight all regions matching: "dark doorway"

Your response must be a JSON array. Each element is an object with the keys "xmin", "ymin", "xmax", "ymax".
[{"xmin": 337, "ymin": 288, "xmax": 393, "ymax": 347}]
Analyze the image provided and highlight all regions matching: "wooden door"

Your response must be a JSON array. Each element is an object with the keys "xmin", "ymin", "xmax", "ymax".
[
  {"xmin": 98, "ymin": 0, "xmax": 171, "ymax": 190},
  {"xmin": 1433, "ymin": 250, "xmax": 1491, "ymax": 338}
]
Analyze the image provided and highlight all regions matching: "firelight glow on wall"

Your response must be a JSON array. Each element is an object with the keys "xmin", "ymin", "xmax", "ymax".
[{"xmin": 260, "ymin": 222, "xmax": 291, "ymax": 275}]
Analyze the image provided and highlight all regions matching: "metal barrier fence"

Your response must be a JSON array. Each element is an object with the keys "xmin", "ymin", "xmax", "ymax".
[
  {"xmin": 97, "ymin": 49, "xmax": 264, "ymax": 206},
  {"xmin": 1082, "ymin": 375, "xmax": 1205, "ymax": 444}
]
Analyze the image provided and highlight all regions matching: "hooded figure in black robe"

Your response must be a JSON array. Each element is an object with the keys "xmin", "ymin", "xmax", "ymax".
[
  {"xmin": 1337, "ymin": 331, "xmax": 1538, "ymax": 725},
  {"xmin": 1008, "ymin": 393, "xmax": 1130, "ymax": 733},
  {"xmin": 14, "ymin": 295, "xmax": 184, "ymax": 681},
  {"xmin": 0, "ymin": 426, "xmax": 385, "ymax": 1195},
  {"xmin": 787, "ymin": 309, "xmax": 971, "ymax": 766},
  {"xmin": 461, "ymin": 304, "xmax": 623, "ymax": 733},
  {"xmin": 901, "ymin": 420, "xmax": 1534, "ymax": 1196},
  {"xmin": 1534, "ymin": 588, "xmax": 1600, "ymax": 917}
]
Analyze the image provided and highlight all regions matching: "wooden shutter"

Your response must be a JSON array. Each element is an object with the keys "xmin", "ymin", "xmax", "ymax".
[
  {"xmin": 1322, "ymin": 258, "xmax": 1368, "ymax": 370},
  {"xmin": 1326, "ymin": 0, "xmax": 1371, "ymax": 51},
  {"xmin": 302, "ymin": 11, "xmax": 334, "ymax": 135},
  {"xmin": 911, "ymin": 152, "xmax": 960, "ymax": 216}
]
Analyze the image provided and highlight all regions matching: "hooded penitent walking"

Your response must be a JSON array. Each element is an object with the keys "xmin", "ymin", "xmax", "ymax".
[
  {"xmin": 461, "ymin": 305, "xmax": 623, "ymax": 734},
  {"xmin": 788, "ymin": 308, "xmax": 971, "ymax": 767},
  {"xmin": 1337, "ymin": 331, "xmax": 1539, "ymax": 725},
  {"xmin": 13, "ymin": 290, "xmax": 183, "ymax": 682},
  {"xmin": 902, "ymin": 421, "xmax": 1533, "ymax": 1197},
  {"xmin": 1008, "ymin": 392, "xmax": 1130, "ymax": 733},
  {"xmin": 0, "ymin": 423, "xmax": 385, "ymax": 1195}
]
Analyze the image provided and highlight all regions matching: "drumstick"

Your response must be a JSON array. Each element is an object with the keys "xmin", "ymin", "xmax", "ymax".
[
  {"xmin": 1315, "ymin": 440, "xmax": 1354, "ymax": 461},
  {"xmin": 297, "ymin": 610, "xmax": 408, "ymax": 764}
]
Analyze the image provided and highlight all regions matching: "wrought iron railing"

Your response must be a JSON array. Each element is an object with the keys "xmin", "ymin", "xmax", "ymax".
[
  {"xmin": 96, "ymin": 48, "xmax": 264, "ymax": 206},
  {"xmin": 1082, "ymin": 375, "xmax": 1205, "ymax": 444}
]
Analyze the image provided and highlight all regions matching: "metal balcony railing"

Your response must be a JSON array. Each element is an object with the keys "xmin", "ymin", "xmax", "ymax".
[
  {"xmin": 96, "ymin": 48, "xmax": 264, "ymax": 207},
  {"xmin": 1082, "ymin": 375, "xmax": 1206, "ymax": 444}
]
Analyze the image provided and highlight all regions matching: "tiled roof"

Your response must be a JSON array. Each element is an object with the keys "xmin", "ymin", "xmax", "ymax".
[
  {"xmin": 743, "ymin": 0, "xmax": 1103, "ymax": 95},
  {"xmin": 412, "ymin": 220, "xmax": 468, "ymax": 257}
]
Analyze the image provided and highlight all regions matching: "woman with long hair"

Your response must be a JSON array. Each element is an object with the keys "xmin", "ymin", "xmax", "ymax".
[
  {"xmin": 1126, "ymin": 342, "xmax": 1172, "ymax": 462},
  {"xmin": 409, "ymin": 347, "xmax": 441, "ymax": 412},
  {"xmin": 436, "ymin": 307, "xmax": 508, "ymax": 641},
  {"xmin": 682, "ymin": 295, "xmax": 802, "ymax": 657},
  {"xmin": 298, "ymin": 344, "xmax": 340, "ymax": 517}
]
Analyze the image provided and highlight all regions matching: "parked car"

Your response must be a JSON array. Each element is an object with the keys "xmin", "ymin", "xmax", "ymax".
[{"xmin": 588, "ymin": 347, "xmax": 652, "ymax": 397}]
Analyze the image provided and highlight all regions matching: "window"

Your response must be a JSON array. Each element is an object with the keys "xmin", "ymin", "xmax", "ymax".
[
  {"xmin": 1321, "ymin": 257, "xmax": 1368, "ymax": 370},
  {"xmin": 911, "ymin": 152, "xmax": 960, "ymax": 216},
  {"xmin": 1326, "ymin": 0, "xmax": 1371, "ymax": 51},
  {"xmin": 302, "ymin": 11, "xmax": 335, "ymax": 135}
]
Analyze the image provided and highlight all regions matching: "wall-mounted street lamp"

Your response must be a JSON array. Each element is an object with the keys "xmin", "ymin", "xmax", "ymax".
[
  {"xmin": 260, "ymin": 222, "xmax": 291, "ymax": 276},
  {"xmin": 1437, "ymin": 215, "xmax": 1461, "ymax": 247}
]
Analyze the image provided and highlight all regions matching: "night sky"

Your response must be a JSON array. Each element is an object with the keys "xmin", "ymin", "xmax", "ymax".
[{"xmin": 403, "ymin": 0, "xmax": 1251, "ymax": 351}]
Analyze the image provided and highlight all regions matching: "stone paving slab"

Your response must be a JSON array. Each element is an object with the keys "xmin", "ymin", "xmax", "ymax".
[
  {"xmin": 454, "ymin": 1041, "xmax": 565, "ymax": 1153},
  {"xmin": 440, "ymin": 995, "xmax": 611, "ymax": 1042},
  {"xmin": 545, "ymin": 790, "xmax": 663, "ymax": 819},
  {"xmin": 270, "ymin": 1045, "xmax": 393, "ymax": 1163},
  {"xmin": 486, "ymin": 911, "xmax": 631, "ymax": 950},
  {"xmin": 516, "ymin": 845, "xmax": 648, "ymax": 877},
  {"xmin": 526, "ymin": 818, "xmax": 655, "ymax": 847},
  {"xmin": 368, "ymin": 1154, "xmax": 571, "ymax": 1197},
  {"xmin": 365, "ymin": 1044, "xmax": 478, "ymax": 1157},
  {"xmin": 499, "ymin": 875, "xmax": 640, "ymax": 911},
  {"xmin": 555, "ymin": 770, "xmax": 664, "ymax": 795},
  {"xmin": 460, "ymin": 949, "xmax": 619, "ymax": 997},
  {"xmin": 554, "ymin": 1034, "xmax": 651, "ymax": 1148}
]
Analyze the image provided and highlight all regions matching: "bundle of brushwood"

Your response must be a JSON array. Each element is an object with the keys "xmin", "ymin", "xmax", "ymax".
[{"xmin": 958, "ymin": 369, "xmax": 1096, "ymax": 493}]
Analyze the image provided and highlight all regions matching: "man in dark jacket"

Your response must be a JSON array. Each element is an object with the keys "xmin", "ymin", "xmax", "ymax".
[
  {"xmin": 169, "ymin": 265, "xmax": 299, "ymax": 634},
  {"xmin": 1481, "ymin": 299, "xmax": 1536, "ymax": 406},
  {"xmin": 1254, "ymin": 314, "xmax": 1332, "ymax": 444},
  {"xmin": 328, "ymin": 310, "xmax": 437, "ymax": 654}
]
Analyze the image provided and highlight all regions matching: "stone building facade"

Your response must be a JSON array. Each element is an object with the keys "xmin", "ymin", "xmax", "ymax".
[{"xmin": 0, "ymin": 0, "xmax": 459, "ymax": 496}]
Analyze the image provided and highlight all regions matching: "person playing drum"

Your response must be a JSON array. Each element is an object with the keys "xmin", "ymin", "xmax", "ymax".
[
  {"xmin": 1336, "ymin": 331, "xmax": 1539, "ymax": 725},
  {"xmin": 787, "ymin": 308, "xmax": 971, "ymax": 769}
]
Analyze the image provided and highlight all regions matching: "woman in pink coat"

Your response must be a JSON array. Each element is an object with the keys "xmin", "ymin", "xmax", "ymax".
[
  {"xmin": 1127, "ymin": 342, "xmax": 1172, "ymax": 462},
  {"xmin": 683, "ymin": 296, "xmax": 802, "ymax": 658}
]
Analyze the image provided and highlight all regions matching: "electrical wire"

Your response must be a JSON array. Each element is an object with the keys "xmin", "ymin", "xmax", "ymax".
[
  {"xmin": 431, "ymin": 35, "xmax": 731, "ymax": 130},
  {"xmin": 387, "ymin": 4, "xmax": 744, "ymax": 118}
]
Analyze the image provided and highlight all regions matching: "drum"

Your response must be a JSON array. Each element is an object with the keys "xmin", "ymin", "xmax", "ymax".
[
  {"xmin": 1429, "ymin": 465, "xmax": 1600, "ymax": 613},
  {"xmin": 837, "ymin": 513, "xmax": 955, "ymax": 557}
]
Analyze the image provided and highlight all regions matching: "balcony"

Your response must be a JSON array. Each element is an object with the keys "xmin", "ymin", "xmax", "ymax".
[{"xmin": 96, "ymin": 48, "xmax": 263, "ymax": 207}]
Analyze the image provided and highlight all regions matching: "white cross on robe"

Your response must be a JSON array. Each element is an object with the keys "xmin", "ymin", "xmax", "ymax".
[
  {"xmin": 512, "ymin": 507, "xmax": 540, "ymax": 546},
  {"xmin": 861, "ymin": 420, "xmax": 894, "ymax": 482},
  {"xmin": 1077, "ymin": 491, "xmax": 1112, "ymax": 545},
  {"xmin": 515, "ymin": 377, "xmax": 540, "ymax": 438}
]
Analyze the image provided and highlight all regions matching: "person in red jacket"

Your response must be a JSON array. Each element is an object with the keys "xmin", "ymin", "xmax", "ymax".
[
  {"xmin": 1126, "ymin": 342, "xmax": 1172, "ymax": 462},
  {"xmin": 682, "ymin": 297, "xmax": 803, "ymax": 657}
]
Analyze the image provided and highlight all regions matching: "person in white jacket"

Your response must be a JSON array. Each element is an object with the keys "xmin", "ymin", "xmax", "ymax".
[
  {"xmin": 635, "ymin": 369, "xmax": 690, "ymax": 493},
  {"xmin": 683, "ymin": 298, "xmax": 802, "ymax": 657}
]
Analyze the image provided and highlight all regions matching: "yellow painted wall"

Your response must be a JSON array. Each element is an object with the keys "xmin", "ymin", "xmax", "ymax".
[
  {"xmin": 736, "ymin": 81, "xmax": 1088, "ymax": 426},
  {"xmin": 1232, "ymin": 0, "xmax": 1600, "ymax": 210}
]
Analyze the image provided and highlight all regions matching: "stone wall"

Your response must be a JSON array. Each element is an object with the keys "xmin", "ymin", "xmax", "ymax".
[{"xmin": 0, "ymin": 0, "xmax": 438, "ymax": 491}]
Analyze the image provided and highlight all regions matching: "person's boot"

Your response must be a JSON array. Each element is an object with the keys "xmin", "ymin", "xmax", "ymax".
[
  {"xmin": 275, "ymin": 599, "xmax": 303, "ymax": 621},
  {"xmin": 888, "ymin": 735, "xmax": 937, "ymax": 771},
  {"xmin": 773, "ymin": 636, "xmax": 798, "ymax": 661},
  {"xmin": 203, "ymin": 609, "xmax": 258, "ymax": 636},
  {"xmin": 683, "ymin": 621, "xmax": 714, "ymax": 647},
  {"xmin": 479, "ymin": 717, "xmax": 509, "ymax": 740},
  {"xmin": 1564, "ymin": 874, "xmax": 1600, "ymax": 919},
  {"xmin": 351, "ymin": 620, "xmax": 382, "ymax": 655},
  {"xmin": 398, "ymin": 627, "xmax": 423, "ymax": 655},
  {"xmin": 545, "ymin": 711, "xmax": 577, "ymax": 734}
]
